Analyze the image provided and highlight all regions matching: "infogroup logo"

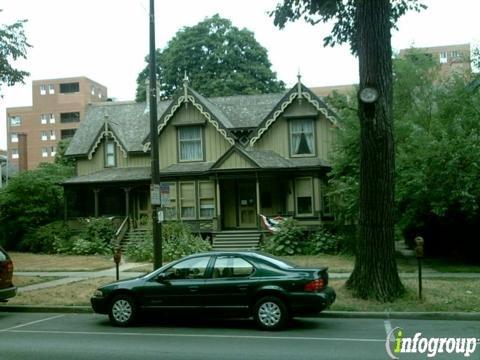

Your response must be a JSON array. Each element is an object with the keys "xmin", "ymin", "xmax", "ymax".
[{"xmin": 385, "ymin": 327, "xmax": 478, "ymax": 359}]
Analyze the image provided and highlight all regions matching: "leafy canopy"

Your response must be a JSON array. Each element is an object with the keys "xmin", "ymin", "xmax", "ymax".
[
  {"xmin": 136, "ymin": 14, "xmax": 285, "ymax": 101},
  {"xmin": 270, "ymin": 0, "xmax": 426, "ymax": 53},
  {"xmin": 0, "ymin": 10, "xmax": 31, "ymax": 94}
]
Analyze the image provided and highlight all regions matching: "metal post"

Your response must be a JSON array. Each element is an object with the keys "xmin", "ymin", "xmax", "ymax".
[
  {"xmin": 417, "ymin": 257, "xmax": 422, "ymax": 300},
  {"xmin": 149, "ymin": 0, "xmax": 162, "ymax": 269},
  {"xmin": 415, "ymin": 236, "xmax": 424, "ymax": 300}
]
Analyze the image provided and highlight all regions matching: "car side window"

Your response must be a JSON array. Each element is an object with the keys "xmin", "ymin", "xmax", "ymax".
[
  {"xmin": 165, "ymin": 256, "xmax": 210, "ymax": 280},
  {"xmin": 212, "ymin": 256, "xmax": 254, "ymax": 278}
]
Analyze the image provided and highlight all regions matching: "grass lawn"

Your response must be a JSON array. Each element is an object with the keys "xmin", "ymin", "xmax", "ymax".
[
  {"xmin": 8, "ymin": 277, "xmax": 116, "ymax": 306},
  {"xmin": 13, "ymin": 275, "xmax": 62, "ymax": 288},
  {"xmin": 10, "ymin": 252, "xmax": 115, "ymax": 272},
  {"xmin": 330, "ymin": 278, "xmax": 480, "ymax": 312}
]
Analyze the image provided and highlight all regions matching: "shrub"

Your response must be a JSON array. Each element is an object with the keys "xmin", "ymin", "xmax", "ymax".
[
  {"xmin": 307, "ymin": 228, "xmax": 344, "ymax": 255},
  {"xmin": 69, "ymin": 235, "xmax": 110, "ymax": 256},
  {"xmin": 124, "ymin": 222, "xmax": 211, "ymax": 262},
  {"xmin": 19, "ymin": 221, "xmax": 72, "ymax": 253},
  {"xmin": 261, "ymin": 219, "xmax": 307, "ymax": 256}
]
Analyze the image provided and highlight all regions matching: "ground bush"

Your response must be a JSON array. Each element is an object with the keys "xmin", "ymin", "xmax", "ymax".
[
  {"xmin": 19, "ymin": 221, "xmax": 72, "ymax": 254},
  {"xmin": 307, "ymin": 228, "xmax": 344, "ymax": 255},
  {"xmin": 261, "ymin": 219, "xmax": 308, "ymax": 256}
]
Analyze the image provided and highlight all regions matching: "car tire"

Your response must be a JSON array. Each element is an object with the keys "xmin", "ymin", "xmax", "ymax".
[
  {"xmin": 108, "ymin": 294, "xmax": 137, "ymax": 326},
  {"xmin": 253, "ymin": 296, "xmax": 288, "ymax": 331}
]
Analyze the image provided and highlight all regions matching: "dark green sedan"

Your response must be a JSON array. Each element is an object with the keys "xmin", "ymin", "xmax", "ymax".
[{"xmin": 91, "ymin": 251, "xmax": 335, "ymax": 330}]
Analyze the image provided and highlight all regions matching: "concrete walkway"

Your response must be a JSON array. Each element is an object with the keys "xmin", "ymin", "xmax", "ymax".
[{"xmin": 14, "ymin": 262, "xmax": 480, "ymax": 293}]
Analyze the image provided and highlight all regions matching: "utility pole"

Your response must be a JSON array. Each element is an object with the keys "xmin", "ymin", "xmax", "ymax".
[{"xmin": 149, "ymin": 0, "xmax": 162, "ymax": 269}]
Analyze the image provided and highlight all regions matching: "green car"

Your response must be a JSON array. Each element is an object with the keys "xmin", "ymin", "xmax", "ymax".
[{"xmin": 91, "ymin": 251, "xmax": 335, "ymax": 330}]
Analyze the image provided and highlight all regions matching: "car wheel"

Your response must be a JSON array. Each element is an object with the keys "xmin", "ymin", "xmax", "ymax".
[
  {"xmin": 253, "ymin": 296, "xmax": 288, "ymax": 331},
  {"xmin": 108, "ymin": 294, "xmax": 137, "ymax": 326}
]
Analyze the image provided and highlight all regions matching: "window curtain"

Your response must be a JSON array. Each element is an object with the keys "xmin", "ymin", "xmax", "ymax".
[
  {"xmin": 291, "ymin": 119, "xmax": 314, "ymax": 155},
  {"xmin": 179, "ymin": 126, "xmax": 203, "ymax": 161}
]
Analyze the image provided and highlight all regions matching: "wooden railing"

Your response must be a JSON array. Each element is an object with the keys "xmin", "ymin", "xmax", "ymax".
[{"xmin": 114, "ymin": 216, "xmax": 130, "ymax": 249}]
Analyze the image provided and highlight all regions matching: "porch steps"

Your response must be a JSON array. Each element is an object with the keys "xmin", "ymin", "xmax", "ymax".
[
  {"xmin": 121, "ymin": 227, "xmax": 151, "ymax": 249},
  {"xmin": 212, "ymin": 230, "xmax": 262, "ymax": 251}
]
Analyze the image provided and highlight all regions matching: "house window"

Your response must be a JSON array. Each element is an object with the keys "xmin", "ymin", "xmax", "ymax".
[
  {"xmin": 290, "ymin": 119, "xmax": 315, "ymax": 156},
  {"xmin": 105, "ymin": 141, "xmax": 116, "ymax": 167},
  {"xmin": 50, "ymin": 130, "xmax": 56, "ymax": 140},
  {"xmin": 11, "ymin": 133, "xmax": 18, "ymax": 143},
  {"xmin": 60, "ymin": 82, "xmax": 79, "ymax": 93},
  {"xmin": 50, "ymin": 147, "xmax": 56, "ymax": 157},
  {"xmin": 179, "ymin": 181, "xmax": 196, "ymax": 219},
  {"xmin": 199, "ymin": 181, "xmax": 215, "ymax": 218},
  {"xmin": 178, "ymin": 126, "xmax": 203, "ymax": 162},
  {"xmin": 60, "ymin": 112, "xmax": 80, "ymax": 123},
  {"xmin": 321, "ymin": 180, "xmax": 332, "ymax": 216},
  {"xmin": 439, "ymin": 51, "xmax": 448, "ymax": 64},
  {"xmin": 42, "ymin": 147, "xmax": 49, "ymax": 158},
  {"xmin": 40, "ymin": 84, "xmax": 47, "ymax": 95},
  {"xmin": 61, "ymin": 129, "xmax": 76, "ymax": 139},
  {"xmin": 41, "ymin": 131, "xmax": 48, "ymax": 141},
  {"xmin": 9, "ymin": 116, "xmax": 21, "ymax": 126},
  {"xmin": 295, "ymin": 177, "xmax": 314, "ymax": 216},
  {"xmin": 49, "ymin": 113, "xmax": 55, "ymax": 124},
  {"xmin": 48, "ymin": 84, "xmax": 55, "ymax": 94},
  {"xmin": 11, "ymin": 148, "xmax": 19, "ymax": 159},
  {"xmin": 161, "ymin": 182, "xmax": 177, "ymax": 220}
]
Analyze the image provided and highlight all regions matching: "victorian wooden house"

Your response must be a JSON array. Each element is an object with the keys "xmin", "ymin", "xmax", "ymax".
[{"xmin": 64, "ymin": 77, "xmax": 338, "ymax": 248}]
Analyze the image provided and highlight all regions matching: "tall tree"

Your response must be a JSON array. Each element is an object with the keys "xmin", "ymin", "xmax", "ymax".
[
  {"xmin": 135, "ymin": 14, "xmax": 285, "ymax": 101},
  {"xmin": 271, "ymin": 0, "xmax": 425, "ymax": 301},
  {"xmin": 0, "ymin": 10, "xmax": 31, "ymax": 94}
]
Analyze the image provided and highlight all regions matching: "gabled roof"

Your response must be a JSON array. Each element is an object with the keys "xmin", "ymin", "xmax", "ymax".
[{"xmin": 64, "ymin": 167, "xmax": 150, "ymax": 185}]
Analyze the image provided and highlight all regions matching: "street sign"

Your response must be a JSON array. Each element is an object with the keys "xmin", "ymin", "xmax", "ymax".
[
  {"xmin": 160, "ymin": 183, "xmax": 170, "ymax": 207},
  {"xmin": 150, "ymin": 184, "xmax": 161, "ymax": 205}
]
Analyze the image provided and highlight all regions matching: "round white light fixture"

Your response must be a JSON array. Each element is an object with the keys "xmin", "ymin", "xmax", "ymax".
[{"xmin": 359, "ymin": 87, "xmax": 379, "ymax": 103}]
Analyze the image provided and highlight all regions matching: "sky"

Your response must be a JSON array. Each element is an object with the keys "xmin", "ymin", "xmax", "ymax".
[{"xmin": 1, "ymin": 0, "xmax": 479, "ymax": 149}]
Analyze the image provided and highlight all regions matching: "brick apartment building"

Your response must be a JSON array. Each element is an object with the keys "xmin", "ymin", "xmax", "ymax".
[{"xmin": 6, "ymin": 77, "xmax": 107, "ymax": 171}]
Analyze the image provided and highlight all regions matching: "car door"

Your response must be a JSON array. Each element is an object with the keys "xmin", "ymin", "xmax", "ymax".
[
  {"xmin": 202, "ymin": 255, "xmax": 256, "ymax": 310},
  {"xmin": 140, "ymin": 255, "xmax": 212, "ymax": 309}
]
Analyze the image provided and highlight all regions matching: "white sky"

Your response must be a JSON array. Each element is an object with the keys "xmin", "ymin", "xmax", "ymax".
[{"xmin": 1, "ymin": 0, "xmax": 479, "ymax": 149}]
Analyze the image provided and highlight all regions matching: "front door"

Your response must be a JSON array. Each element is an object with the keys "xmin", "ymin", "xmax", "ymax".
[{"xmin": 238, "ymin": 182, "xmax": 256, "ymax": 228}]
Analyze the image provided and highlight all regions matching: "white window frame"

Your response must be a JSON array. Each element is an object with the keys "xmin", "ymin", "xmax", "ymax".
[
  {"xmin": 12, "ymin": 148, "xmax": 19, "ymax": 159},
  {"xmin": 41, "ymin": 131, "xmax": 48, "ymax": 141},
  {"xmin": 294, "ymin": 177, "xmax": 314, "ymax": 217},
  {"xmin": 91, "ymin": 85, "xmax": 95, "ymax": 95},
  {"xmin": 105, "ymin": 140, "xmax": 116, "ymax": 167},
  {"xmin": 178, "ymin": 126, "xmax": 204, "ymax": 162},
  {"xmin": 49, "ymin": 113, "xmax": 55, "ymax": 124},
  {"xmin": 40, "ymin": 84, "xmax": 47, "ymax": 95},
  {"xmin": 198, "ymin": 180, "xmax": 215, "ymax": 219},
  {"xmin": 41, "ymin": 114, "xmax": 48, "ymax": 124},
  {"xmin": 42, "ymin": 147, "xmax": 49, "ymax": 158},
  {"xmin": 50, "ymin": 147, "xmax": 56, "ymax": 157},
  {"xmin": 11, "ymin": 133, "xmax": 18, "ymax": 143},
  {"xmin": 179, "ymin": 181, "xmax": 196, "ymax": 219},
  {"xmin": 9, "ymin": 116, "xmax": 21, "ymax": 127},
  {"xmin": 48, "ymin": 84, "xmax": 55, "ymax": 94},
  {"xmin": 439, "ymin": 51, "xmax": 448, "ymax": 64},
  {"xmin": 290, "ymin": 118, "xmax": 316, "ymax": 157},
  {"xmin": 50, "ymin": 130, "xmax": 56, "ymax": 140}
]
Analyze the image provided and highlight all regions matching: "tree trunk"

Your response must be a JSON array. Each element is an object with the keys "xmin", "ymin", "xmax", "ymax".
[{"xmin": 345, "ymin": 0, "xmax": 404, "ymax": 301}]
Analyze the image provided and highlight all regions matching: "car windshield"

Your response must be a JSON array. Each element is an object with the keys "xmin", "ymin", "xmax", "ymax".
[{"xmin": 253, "ymin": 252, "xmax": 298, "ymax": 269}]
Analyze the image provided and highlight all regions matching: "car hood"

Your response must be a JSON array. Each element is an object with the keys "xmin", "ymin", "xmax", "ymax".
[{"xmin": 100, "ymin": 276, "xmax": 145, "ymax": 291}]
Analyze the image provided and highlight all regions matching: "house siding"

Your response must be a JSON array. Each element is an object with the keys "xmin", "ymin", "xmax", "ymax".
[{"xmin": 218, "ymin": 152, "xmax": 255, "ymax": 169}]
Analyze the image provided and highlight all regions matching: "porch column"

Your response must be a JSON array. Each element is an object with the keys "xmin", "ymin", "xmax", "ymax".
[
  {"xmin": 256, "ymin": 174, "xmax": 261, "ymax": 229},
  {"xmin": 93, "ymin": 188, "xmax": 100, "ymax": 217},
  {"xmin": 216, "ymin": 177, "xmax": 221, "ymax": 230},
  {"xmin": 123, "ymin": 187, "xmax": 131, "ymax": 217}
]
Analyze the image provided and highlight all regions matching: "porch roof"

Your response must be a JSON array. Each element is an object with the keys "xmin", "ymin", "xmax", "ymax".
[{"xmin": 63, "ymin": 167, "xmax": 150, "ymax": 185}]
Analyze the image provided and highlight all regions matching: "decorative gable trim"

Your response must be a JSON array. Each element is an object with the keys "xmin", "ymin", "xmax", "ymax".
[
  {"xmin": 249, "ymin": 84, "xmax": 338, "ymax": 146},
  {"xmin": 87, "ymin": 123, "xmax": 127, "ymax": 160},
  {"xmin": 143, "ymin": 91, "xmax": 235, "ymax": 152},
  {"xmin": 212, "ymin": 145, "xmax": 259, "ymax": 170}
]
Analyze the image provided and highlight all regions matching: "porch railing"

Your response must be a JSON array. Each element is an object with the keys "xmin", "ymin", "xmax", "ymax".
[{"xmin": 114, "ymin": 216, "xmax": 130, "ymax": 249}]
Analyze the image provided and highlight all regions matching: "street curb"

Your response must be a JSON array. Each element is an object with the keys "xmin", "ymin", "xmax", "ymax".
[{"xmin": 1, "ymin": 305, "xmax": 479, "ymax": 321}]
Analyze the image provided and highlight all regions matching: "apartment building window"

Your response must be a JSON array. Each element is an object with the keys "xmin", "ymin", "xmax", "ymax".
[
  {"xmin": 439, "ymin": 51, "xmax": 448, "ymax": 64},
  {"xmin": 11, "ymin": 133, "xmax": 18, "ymax": 143},
  {"xmin": 41, "ymin": 114, "xmax": 47, "ymax": 124},
  {"xmin": 50, "ymin": 147, "xmax": 56, "ymax": 157},
  {"xmin": 295, "ymin": 177, "xmax": 314, "ymax": 216},
  {"xmin": 178, "ymin": 126, "xmax": 203, "ymax": 162},
  {"xmin": 91, "ymin": 85, "xmax": 95, "ymax": 95},
  {"xmin": 60, "ymin": 82, "xmax": 79, "ymax": 93},
  {"xmin": 49, "ymin": 113, "xmax": 55, "ymax": 124},
  {"xmin": 9, "ymin": 116, "xmax": 22, "ymax": 126},
  {"xmin": 60, "ymin": 112, "xmax": 80, "ymax": 123},
  {"xmin": 199, "ymin": 181, "xmax": 215, "ymax": 218},
  {"xmin": 41, "ymin": 131, "xmax": 48, "ymax": 141},
  {"xmin": 61, "ymin": 129, "xmax": 76, "ymax": 139},
  {"xmin": 11, "ymin": 148, "xmax": 19, "ymax": 159},
  {"xmin": 105, "ymin": 141, "xmax": 116, "ymax": 167},
  {"xmin": 450, "ymin": 50, "xmax": 460, "ymax": 59},
  {"xmin": 290, "ymin": 118, "xmax": 315, "ymax": 157},
  {"xmin": 179, "ymin": 182, "xmax": 196, "ymax": 219},
  {"xmin": 42, "ymin": 147, "xmax": 49, "ymax": 158},
  {"xmin": 40, "ymin": 84, "xmax": 47, "ymax": 95},
  {"xmin": 161, "ymin": 182, "xmax": 177, "ymax": 220},
  {"xmin": 48, "ymin": 84, "xmax": 55, "ymax": 94},
  {"xmin": 50, "ymin": 130, "xmax": 56, "ymax": 140}
]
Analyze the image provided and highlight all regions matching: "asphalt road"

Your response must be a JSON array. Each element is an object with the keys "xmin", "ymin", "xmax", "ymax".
[{"xmin": 0, "ymin": 312, "xmax": 478, "ymax": 360}]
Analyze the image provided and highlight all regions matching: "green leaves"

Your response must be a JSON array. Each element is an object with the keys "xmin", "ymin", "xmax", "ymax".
[{"xmin": 135, "ymin": 14, "xmax": 284, "ymax": 101}]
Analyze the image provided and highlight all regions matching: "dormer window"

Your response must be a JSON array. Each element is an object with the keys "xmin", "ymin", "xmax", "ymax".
[
  {"xmin": 105, "ymin": 140, "xmax": 116, "ymax": 167},
  {"xmin": 290, "ymin": 118, "xmax": 315, "ymax": 157},
  {"xmin": 178, "ymin": 126, "xmax": 203, "ymax": 162}
]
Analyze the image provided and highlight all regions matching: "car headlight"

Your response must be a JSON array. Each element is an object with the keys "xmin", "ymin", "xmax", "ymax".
[{"xmin": 93, "ymin": 290, "xmax": 104, "ymax": 298}]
